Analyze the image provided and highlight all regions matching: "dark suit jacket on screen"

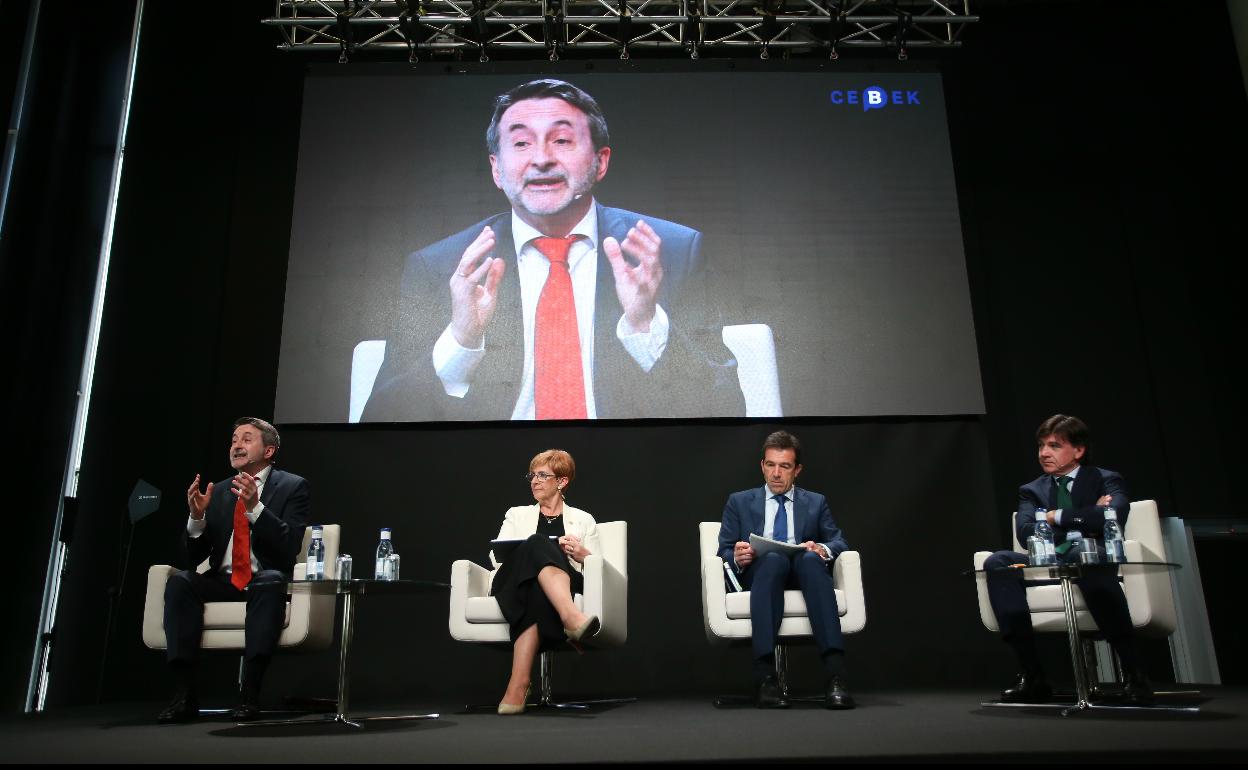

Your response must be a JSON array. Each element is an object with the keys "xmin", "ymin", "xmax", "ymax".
[
  {"xmin": 1014, "ymin": 465, "xmax": 1128, "ymax": 547},
  {"xmin": 185, "ymin": 468, "xmax": 311, "ymax": 578},
  {"xmin": 362, "ymin": 205, "xmax": 744, "ymax": 422},
  {"xmin": 717, "ymin": 486, "xmax": 848, "ymax": 574}
]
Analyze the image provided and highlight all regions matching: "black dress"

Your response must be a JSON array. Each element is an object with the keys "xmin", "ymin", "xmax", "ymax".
[{"xmin": 490, "ymin": 515, "xmax": 586, "ymax": 651}]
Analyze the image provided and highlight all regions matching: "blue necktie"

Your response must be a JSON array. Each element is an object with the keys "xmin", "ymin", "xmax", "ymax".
[{"xmin": 773, "ymin": 494, "xmax": 789, "ymax": 543}]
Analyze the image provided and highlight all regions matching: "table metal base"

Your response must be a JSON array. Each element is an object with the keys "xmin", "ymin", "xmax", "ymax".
[
  {"xmin": 981, "ymin": 699, "xmax": 1200, "ymax": 716},
  {"xmin": 242, "ymin": 712, "xmax": 441, "ymax": 729},
  {"xmin": 236, "ymin": 589, "xmax": 442, "ymax": 729}
]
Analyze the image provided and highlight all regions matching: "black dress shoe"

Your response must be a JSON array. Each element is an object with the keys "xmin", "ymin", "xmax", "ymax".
[
  {"xmin": 755, "ymin": 675, "xmax": 790, "ymax": 709},
  {"xmin": 1000, "ymin": 672, "xmax": 1052, "ymax": 703},
  {"xmin": 824, "ymin": 676, "xmax": 856, "ymax": 710},
  {"xmin": 230, "ymin": 702, "xmax": 261, "ymax": 721},
  {"xmin": 157, "ymin": 694, "xmax": 199, "ymax": 724},
  {"xmin": 1123, "ymin": 670, "xmax": 1155, "ymax": 706}
]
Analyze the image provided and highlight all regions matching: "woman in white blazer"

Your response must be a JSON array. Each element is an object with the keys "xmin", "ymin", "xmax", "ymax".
[{"xmin": 490, "ymin": 449, "xmax": 601, "ymax": 714}]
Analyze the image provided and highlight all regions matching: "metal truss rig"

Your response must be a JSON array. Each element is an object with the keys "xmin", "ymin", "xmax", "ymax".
[{"xmin": 264, "ymin": 0, "xmax": 977, "ymax": 61}]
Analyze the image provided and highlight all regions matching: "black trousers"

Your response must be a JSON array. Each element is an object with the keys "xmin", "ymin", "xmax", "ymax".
[
  {"xmin": 741, "ymin": 550, "xmax": 844, "ymax": 661},
  {"xmin": 984, "ymin": 549, "xmax": 1134, "ymax": 646},
  {"xmin": 163, "ymin": 568, "xmax": 288, "ymax": 663}
]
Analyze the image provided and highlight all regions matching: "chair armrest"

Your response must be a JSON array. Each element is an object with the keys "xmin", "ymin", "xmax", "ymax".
[
  {"xmin": 833, "ymin": 550, "xmax": 866, "ymax": 633},
  {"xmin": 701, "ymin": 553, "xmax": 732, "ymax": 642},
  {"xmin": 1120, "ymin": 538, "xmax": 1177, "ymax": 636},
  {"xmin": 449, "ymin": 560, "xmax": 494, "ymax": 640},
  {"xmin": 451, "ymin": 559, "xmax": 493, "ymax": 598},
  {"xmin": 972, "ymin": 550, "xmax": 999, "ymax": 632},
  {"xmin": 142, "ymin": 565, "xmax": 178, "ymax": 649},
  {"xmin": 581, "ymin": 554, "xmax": 627, "ymax": 646}
]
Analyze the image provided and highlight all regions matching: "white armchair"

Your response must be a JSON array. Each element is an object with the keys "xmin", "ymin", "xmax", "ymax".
[
  {"xmin": 972, "ymin": 501, "xmax": 1177, "ymax": 638},
  {"xmin": 141, "ymin": 524, "xmax": 339, "ymax": 712},
  {"xmin": 449, "ymin": 521, "xmax": 630, "ymax": 709},
  {"xmin": 143, "ymin": 523, "xmax": 339, "ymax": 653},
  {"xmin": 699, "ymin": 522, "xmax": 866, "ymax": 699}
]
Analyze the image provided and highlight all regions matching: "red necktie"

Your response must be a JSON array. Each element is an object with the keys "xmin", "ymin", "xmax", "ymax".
[
  {"xmin": 230, "ymin": 493, "xmax": 252, "ymax": 590},
  {"xmin": 533, "ymin": 236, "xmax": 587, "ymax": 420}
]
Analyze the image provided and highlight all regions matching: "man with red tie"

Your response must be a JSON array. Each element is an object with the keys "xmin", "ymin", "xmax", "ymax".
[
  {"xmin": 158, "ymin": 418, "xmax": 310, "ymax": 723},
  {"xmin": 362, "ymin": 78, "xmax": 743, "ymax": 422}
]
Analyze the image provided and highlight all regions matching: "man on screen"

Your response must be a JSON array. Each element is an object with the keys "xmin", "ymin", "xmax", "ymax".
[
  {"xmin": 362, "ymin": 78, "xmax": 743, "ymax": 421},
  {"xmin": 157, "ymin": 418, "xmax": 310, "ymax": 723},
  {"xmin": 983, "ymin": 414, "xmax": 1152, "ymax": 705},
  {"xmin": 718, "ymin": 431, "xmax": 854, "ymax": 709}
]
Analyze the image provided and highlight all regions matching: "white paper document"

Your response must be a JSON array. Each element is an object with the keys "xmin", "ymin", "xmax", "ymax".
[{"xmin": 749, "ymin": 533, "xmax": 805, "ymax": 557}]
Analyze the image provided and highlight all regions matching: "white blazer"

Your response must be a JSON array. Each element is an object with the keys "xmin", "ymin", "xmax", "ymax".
[{"xmin": 490, "ymin": 503, "xmax": 601, "ymax": 575}]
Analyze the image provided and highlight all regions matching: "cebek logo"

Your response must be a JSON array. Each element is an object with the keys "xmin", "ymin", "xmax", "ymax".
[{"xmin": 830, "ymin": 86, "xmax": 921, "ymax": 112}]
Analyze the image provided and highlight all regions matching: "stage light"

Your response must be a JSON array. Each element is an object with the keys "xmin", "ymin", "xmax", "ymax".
[
  {"xmin": 896, "ymin": 9, "xmax": 911, "ymax": 61},
  {"xmin": 335, "ymin": 1, "xmax": 355, "ymax": 64},
  {"xmin": 826, "ymin": 0, "xmax": 842, "ymax": 60},
  {"xmin": 397, "ymin": 2, "xmax": 421, "ymax": 63},
  {"xmin": 471, "ymin": 0, "xmax": 489, "ymax": 62},
  {"xmin": 684, "ymin": 4, "xmax": 701, "ymax": 60}
]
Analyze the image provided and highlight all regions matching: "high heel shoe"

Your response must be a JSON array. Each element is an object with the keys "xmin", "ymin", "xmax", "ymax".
[
  {"xmin": 564, "ymin": 615, "xmax": 601, "ymax": 644},
  {"xmin": 498, "ymin": 684, "xmax": 531, "ymax": 715}
]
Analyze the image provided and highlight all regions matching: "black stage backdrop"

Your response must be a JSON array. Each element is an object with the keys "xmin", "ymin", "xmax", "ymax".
[{"xmin": 5, "ymin": 0, "xmax": 1245, "ymax": 712}]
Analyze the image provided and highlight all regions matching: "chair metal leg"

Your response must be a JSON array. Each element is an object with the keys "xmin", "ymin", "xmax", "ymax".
[
  {"xmin": 776, "ymin": 644, "xmax": 825, "ymax": 704},
  {"xmin": 461, "ymin": 650, "xmax": 635, "ymax": 712},
  {"xmin": 714, "ymin": 644, "xmax": 824, "ymax": 707},
  {"xmin": 534, "ymin": 652, "xmax": 636, "ymax": 710}
]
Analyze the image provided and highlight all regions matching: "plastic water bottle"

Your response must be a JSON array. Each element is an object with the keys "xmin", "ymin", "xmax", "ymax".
[
  {"xmin": 1034, "ymin": 513, "xmax": 1056, "ymax": 565},
  {"xmin": 306, "ymin": 525, "xmax": 325, "ymax": 580},
  {"xmin": 1103, "ymin": 508, "xmax": 1126, "ymax": 563},
  {"xmin": 375, "ymin": 528, "xmax": 394, "ymax": 579}
]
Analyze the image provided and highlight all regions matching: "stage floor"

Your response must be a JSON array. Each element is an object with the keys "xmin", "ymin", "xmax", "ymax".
[{"xmin": 4, "ymin": 689, "xmax": 1246, "ymax": 763}]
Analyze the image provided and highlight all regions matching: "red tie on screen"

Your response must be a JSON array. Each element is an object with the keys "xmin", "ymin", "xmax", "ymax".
[
  {"xmin": 533, "ymin": 236, "xmax": 587, "ymax": 420},
  {"xmin": 230, "ymin": 493, "xmax": 252, "ymax": 591}
]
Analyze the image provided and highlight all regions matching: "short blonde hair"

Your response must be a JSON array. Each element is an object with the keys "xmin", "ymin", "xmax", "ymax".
[{"xmin": 529, "ymin": 449, "xmax": 576, "ymax": 483}]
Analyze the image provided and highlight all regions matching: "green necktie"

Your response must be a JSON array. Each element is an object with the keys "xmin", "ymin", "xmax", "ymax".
[{"xmin": 1053, "ymin": 476, "xmax": 1075, "ymax": 553}]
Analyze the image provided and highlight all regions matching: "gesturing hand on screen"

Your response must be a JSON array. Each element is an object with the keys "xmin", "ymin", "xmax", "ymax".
[
  {"xmin": 187, "ymin": 474, "xmax": 213, "ymax": 520},
  {"xmin": 604, "ymin": 220, "xmax": 663, "ymax": 334},
  {"xmin": 449, "ymin": 226, "xmax": 506, "ymax": 348}
]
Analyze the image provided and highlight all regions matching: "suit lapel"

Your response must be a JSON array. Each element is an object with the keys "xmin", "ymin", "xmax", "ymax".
[
  {"xmin": 592, "ymin": 206, "xmax": 626, "ymax": 415},
  {"xmin": 478, "ymin": 214, "xmax": 524, "ymax": 416},
  {"xmin": 751, "ymin": 487, "xmax": 767, "ymax": 536},
  {"xmin": 260, "ymin": 468, "xmax": 278, "ymax": 507},
  {"xmin": 1071, "ymin": 466, "xmax": 1100, "ymax": 508},
  {"xmin": 791, "ymin": 487, "xmax": 808, "ymax": 541}
]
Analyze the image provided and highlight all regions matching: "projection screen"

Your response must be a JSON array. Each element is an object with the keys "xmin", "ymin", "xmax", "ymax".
[{"xmin": 275, "ymin": 69, "xmax": 984, "ymax": 423}]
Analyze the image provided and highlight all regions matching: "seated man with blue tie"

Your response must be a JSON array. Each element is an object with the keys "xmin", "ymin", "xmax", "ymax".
[
  {"xmin": 983, "ymin": 414, "xmax": 1152, "ymax": 705},
  {"xmin": 717, "ymin": 431, "xmax": 853, "ymax": 709}
]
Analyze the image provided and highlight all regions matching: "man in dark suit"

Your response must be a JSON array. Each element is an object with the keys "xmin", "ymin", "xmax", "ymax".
[
  {"xmin": 158, "ymin": 417, "xmax": 311, "ymax": 723},
  {"xmin": 984, "ymin": 414, "xmax": 1151, "ymax": 704},
  {"xmin": 362, "ymin": 78, "xmax": 742, "ymax": 422},
  {"xmin": 718, "ymin": 431, "xmax": 854, "ymax": 709}
]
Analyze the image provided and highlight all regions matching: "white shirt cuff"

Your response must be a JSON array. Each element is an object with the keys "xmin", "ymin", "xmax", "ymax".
[
  {"xmin": 246, "ymin": 500, "xmax": 264, "ymax": 524},
  {"xmin": 432, "ymin": 324, "xmax": 486, "ymax": 398},
  {"xmin": 616, "ymin": 304, "xmax": 669, "ymax": 372},
  {"xmin": 1052, "ymin": 509, "xmax": 1063, "ymax": 525},
  {"xmin": 187, "ymin": 516, "xmax": 207, "ymax": 538}
]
